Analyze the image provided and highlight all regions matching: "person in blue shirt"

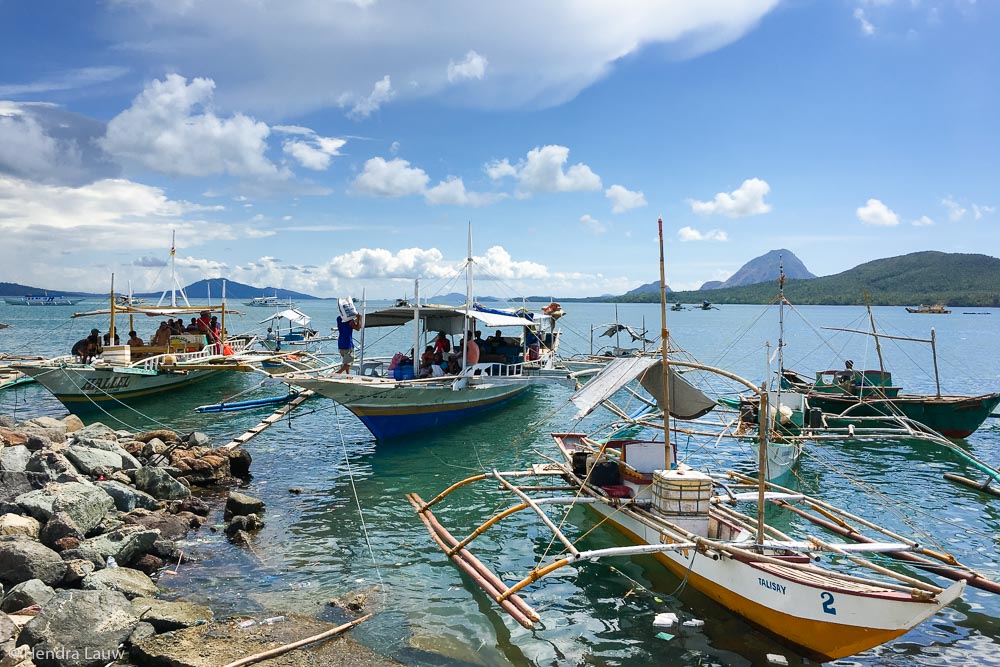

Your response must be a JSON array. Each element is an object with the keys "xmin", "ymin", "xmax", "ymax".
[{"xmin": 336, "ymin": 314, "xmax": 362, "ymax": 373}]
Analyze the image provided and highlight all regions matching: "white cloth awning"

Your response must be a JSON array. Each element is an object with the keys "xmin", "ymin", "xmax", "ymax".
[
  {"xmin": 259, "ymin": 308, "xmax": 312, "ymax": 326},
  {"xmin": 361, "ymin": 305, "xmax": 535, "ymax": 334}
]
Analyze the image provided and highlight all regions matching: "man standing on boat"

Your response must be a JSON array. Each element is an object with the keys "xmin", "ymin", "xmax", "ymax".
[{"xmin": 336, "ymin": 313, "xmax": 362, "ymax": 373}]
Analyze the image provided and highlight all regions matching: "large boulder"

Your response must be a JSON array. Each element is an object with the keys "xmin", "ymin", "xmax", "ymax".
[
  {"xmin": 17, "ymin": 589, "xmax": 138, "ymax": 667},
  {"xmin": 226, "ymin": 448, "xmax": 252, "ymax": 478},
  {"xmin": 26, "ymin": 417, "xmax": 68, "ymax": 442},
  {"xmin": 25, "ymin": 451, "xmax": 82, "ymax": 483},
  {"xmin": 0, "ymin": 471, "xmax": 48, "ymax": 506},
  {"xmin": 0, "ymin": 536, "xmax": 66, "ymax": 587},
  {"xmin": 61, "ymin": 559, "xmax": 95, "ymax": 587},
  {"xmin": 62, "ymin": 526, "xmax": 159, "ymax": 568},
  {"xmin": 0, "ymin": 446, "xmax": 30, "ymax": 474},
  {"xmin": 122, "ymin": 509, "xmax": 200, "ymax": 541},
  {"xmin": 1, "ymin": 578, "xmax": 56, "ymax": 612},
  {"xmin": 0, "ymin": 428, "xmax": 26, "ymax": 447},
  {"xmin": 64, "ymin": 446, "xmax": 124, "ymax": 475},
  {"xmin": 38, "ymin": 512, "xmax": 83, "ymax": 551},
  {"xmin": 69, "ymin": 423, "xmax": 118, "ymax": 442},
  {"xmin": 81, "ymin": 567, "xmax": 157, "ymax": 600},
  {"xmin": 50, "ymin": 483, "xmax": 114, "ymax": 534},
  {"xmin": 62, "ymin": 415, "xmax": 84, "ymax": 434},
  {"xmin": 132, "ymin": 468, "xmax": 189, "ymax": 500},
  {"xmin": 14, "ymin": 422, "xmax": 64, "ymax": 446},
  {"xmin": 225, "ymin": 491, "xmax": 264, "ymax": 518},
  {"xmin": 0, "ymin": 514, "xmax": 40, "ymax": 539},
  {"xmin": 95, "ymin": 481, "xmax": 158, "ymax": 512},
  {"xmin": 70, "ymin": 439, "xmax": 141, "ymax": 470},
  {"xmin": 13, "ymin": 489, "xmax": 54, "ymax": 522},
  {"xmin": 134, "ymin": 430, "xmax": 180, "ymax": 444},
  {"xmin": 129, "ymin": 598, "xmax": 213, "ymax": 632}
]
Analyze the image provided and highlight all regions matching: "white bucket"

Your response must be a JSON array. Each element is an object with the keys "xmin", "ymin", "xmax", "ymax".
[{"xmin": 338, "ymin": 296, "xmax": 359, "ymax": 320}]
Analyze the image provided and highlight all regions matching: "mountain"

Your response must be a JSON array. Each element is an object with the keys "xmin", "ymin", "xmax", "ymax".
[
  {"xmin": 160, "ymin": 279, "xmax": 319, "ymax": 301},
  {"xmin": 626, "ymin": 280, "xmax": 672, "ymax": 295},
  {"xmin": 701, "ymin": 249, "xmax": 816, "ymax": 290},
  {"xmin": 0, "ymin": 282, "xmax": 93, "ymax": 297},
  {"xmin": 616, "ymin": 251, "xmax": 1000, "ymax": 307}
]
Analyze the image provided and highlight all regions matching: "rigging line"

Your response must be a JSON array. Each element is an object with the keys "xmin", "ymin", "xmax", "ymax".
[
  {"xmin": 54, "ymin": 365, "xmax": 176, "ymax": 430},
  {"xmin": 330, "ymin": 400, "xmax": 387, "ymax": 594}
]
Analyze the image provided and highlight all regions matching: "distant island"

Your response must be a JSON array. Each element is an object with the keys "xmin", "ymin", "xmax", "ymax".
[{"xmin": 3, "ymin": 250, "xmax": 999, "ymax": 307}]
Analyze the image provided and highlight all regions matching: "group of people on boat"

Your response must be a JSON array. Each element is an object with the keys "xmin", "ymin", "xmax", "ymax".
[{"xmin": 69, "ymin": 310, "xmax": 223, "ymax": 363}]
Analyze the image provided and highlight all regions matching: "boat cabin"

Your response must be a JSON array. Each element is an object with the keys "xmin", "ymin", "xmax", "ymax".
[{"xmin": 811, "ymin": 369, "xmax": 902, "ymax": 398}]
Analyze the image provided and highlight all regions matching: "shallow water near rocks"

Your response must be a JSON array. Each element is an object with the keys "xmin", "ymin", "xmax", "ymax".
[{"xmin": 3, "ymin": 300, "xmax": 1000, "ymax": 666}]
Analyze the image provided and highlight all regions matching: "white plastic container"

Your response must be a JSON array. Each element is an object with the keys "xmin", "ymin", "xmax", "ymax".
[
  {"xmin": 101, "ymin": 345, "xmax": 131, "ymax": 367},
  {"xmin": 652, "ymin": 468, "xmax": 713, "ymax": 536}
]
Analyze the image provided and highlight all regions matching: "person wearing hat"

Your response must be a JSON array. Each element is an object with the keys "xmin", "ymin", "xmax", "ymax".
[{"xmin": 71, "ymin": 328, "xmax": 103, "ymax": 363}]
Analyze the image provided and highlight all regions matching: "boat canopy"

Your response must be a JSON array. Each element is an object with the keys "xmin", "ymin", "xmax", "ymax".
[
  {"xmin": 362, "ymin": 305, "xmax": 537, "ymax": 335},
  {"xmin": 71, "ymin": 304, "xmax": 242, "ymax": 318},
  {"xmin": 569, "ymin": 356, "xmax": 716, "ymax": 421},
  {"xmin": 259, "ymin": 308, "xmax": 311, "ymax": 327}
]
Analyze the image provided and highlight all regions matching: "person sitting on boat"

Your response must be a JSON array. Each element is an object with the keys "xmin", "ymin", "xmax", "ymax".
[
  {"xmin": 474, "ymin": 330, "xmax": 485, "ymax": 350},
  {"xmin": 487, "ymin": 329, "xmax": 504, "ymax": 353},
  {"xmin": 434, "ymin": 331, "xmax": 451, "ymax": 356},
  {"xmin": 102, "ymin": 332, "xmax": 121, "ymax": 346},
  {"xmin": 185, "ymin": 318, "xmax": 200, "ymax": 333},
  {"xmin": 127, "ymin": 331, "xmax": 144, "ymax": 347},
  {"xmin": 418, "ymin": 345, "xmax": 436, "ymax": 378},
  {"xmin": 151, "ymin": 321, "xmax": 171, "ymax": 346},
  {"xmin": 838, "ymin": 360, "xmax": 857, "ymax": 391},
  {"xmin": 209, "ymin": 316, "xmax": 220, "ymax": 339},
  {"xmin": 336, "ymin": 313, "xmax": 362, "ymax": 373},
  {"xmin": 196, "ymin": 310, "xmax": 215, "ymax": 340}
]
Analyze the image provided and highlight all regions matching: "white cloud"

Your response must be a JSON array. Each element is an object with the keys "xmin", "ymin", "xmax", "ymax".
[
  {"xmin": 677, "ymin": 226, "xmax": 728, "ymax": 242},
  {"xmin": 424, "ymin": 176, "xmax": 504, "ymax": 207},
  {"xmin": 579, "ymin": 214, "xmax": 607, "ymax": 235},
  {"xmin": 326, "ymin": 247, "xmax": 453, "ymax": 280},
  {"xmin": 689, "ymin": 178, "xmax": 771, "ymax": 217},
  {"xmin": 101, "ymin": 74, "xmax": 282, "ymax": 178},
  {"xmin": 447, "ymin": 50, "xmax": 488, "ymax": 82},
  {"xmin": 856, "ymin": 198, "xmax": 900, "ymax": 226},
  {"xmin": 350, "ymin": 157, "xmax": 429, "ymax": 197},
  {"xmin": 0, "ymin": 66, "xmax": 129, "ymax": 96},
  {"xmin": 281, "ymin": 134, "xmax": 347, "ymax": 170},
  {"xmin": 475, "ymin": 246, "xmax": 548, "ymax": 280},
  {"xmin": 104, "ymin": 2, "xmax": 781, "ymax": 116},
  {"xmin": 911, "ymin": 215, "xmax": 934, "ymax": 227},
  {"xmin": 973, "ymin": 204, "xmax": 995, "ymax": 220},
  {"xmin": 853, "ymin": 8, "xmax": 875, "ymax": 35},
  {"xmin": 347, "ymin": 75, "xmax": 395, "ymax": 119},
  {"xmin": 487, "ymin": 145, "xmax": 601, "ymax": 196},
  {"xmin": 605, "ymin": 184, "xmax": 647, "ymax": 213},
  {"xmin": 941, "ymin": 196, "xmax": 966, "ymax": 222}
]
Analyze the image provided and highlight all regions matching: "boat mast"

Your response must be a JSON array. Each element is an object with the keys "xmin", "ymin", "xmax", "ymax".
[
  {"xmin": 221, "ymin": 280, "xmax": 227, "ymax": 345},
  {"xmin": 110, "ymin": 273, "xmax": 116, "ymax": 343},
  {"xmin": 656, "ymin": 218, "xmax": 673, "ymax": 469},
  {"xmin": 170, "ymin": 230, "xmax": 177, "ymax": 307},
  {"xmin": 614, "ymin": 303, "xmax": 621, "ymax": 350},
  {"xmin": 412, "ymin": 279, "xmax": 420, "ymax": 365},
  {"xmin": 930, "ymin": 328, "xmax": 941, "ymax": 397},
  {"xmin": 863, "ymin": 290, "xmax": 887, "ymax": 387},
  {"xmin": 776, "ymin": 256, "xmax": 786, "ymax": 405},
  {"xmin": 359, "ymin": 287, "xmax": 367, "ymax": 369},
  {"xmin": 461, "ymin": 223, "xmax": 473, "ymax": 374}
]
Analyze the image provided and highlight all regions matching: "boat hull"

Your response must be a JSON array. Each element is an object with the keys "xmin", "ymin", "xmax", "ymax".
[
  {"xmin": 292, "ymin": 376, "xmax": 532, "ymax": 439},
  {"xmin": 14, "ymin": 363, "xmax": 222, "ymax": 414},
  {"xmin": 804, "ymin": 392, "xmax": 1000, "ymax": 438}
]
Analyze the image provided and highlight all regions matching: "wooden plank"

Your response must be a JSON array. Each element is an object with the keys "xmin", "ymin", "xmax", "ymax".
[{"xmin": 220, "ymin": 390, "xmax": 316, "ymax": 450}]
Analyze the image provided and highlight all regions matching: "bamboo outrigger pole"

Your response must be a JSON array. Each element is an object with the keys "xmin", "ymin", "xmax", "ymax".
[{"xmin": 656, "ymin": 218, "xmax": 673, "ymax": 469}]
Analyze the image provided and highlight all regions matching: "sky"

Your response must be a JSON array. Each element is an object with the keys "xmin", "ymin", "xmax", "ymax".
[{"xmin": 0, "ymin": 0, "xmax": 996, "ymax": 300}]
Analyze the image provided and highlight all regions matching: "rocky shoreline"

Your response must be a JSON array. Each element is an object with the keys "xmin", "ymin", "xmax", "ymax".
[{"xmin": 0, "ymin": 415, "xmax": 394, "ymax": 667}]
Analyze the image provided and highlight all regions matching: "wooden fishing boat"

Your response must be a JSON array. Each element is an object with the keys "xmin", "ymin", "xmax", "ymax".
[
  {"xmin": 906, "ymin": 304, "xmax": 951, "ymax": 314},
  {"xmin": 408, "ymin": 219, "xmax": 990, "ymax": 662}
]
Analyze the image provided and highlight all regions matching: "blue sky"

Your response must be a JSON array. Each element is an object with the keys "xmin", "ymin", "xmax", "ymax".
[{"xmin": 0, "ymin": 0, "xmax": 996, "ymax": 299}]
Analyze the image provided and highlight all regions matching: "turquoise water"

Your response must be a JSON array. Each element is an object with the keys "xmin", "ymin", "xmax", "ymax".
[{"xmin": 3, "ymin": 299, "xmax": 1000, "ymax": 666}]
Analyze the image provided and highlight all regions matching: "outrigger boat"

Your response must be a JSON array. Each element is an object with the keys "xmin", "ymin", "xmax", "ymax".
[
  {"xmin": 4, "ymin": 295, "xmax": 85, "ymax": 306},
  {"xmin": 408, "ymin": 219, "xmax": 993, "ymax": 662},
  {"xmin": 284, "ymin": 228, "xmax": 573, "ymax": 439},
  {"xmin": 257, "ymin": 308, "xmax": 336, "ymax": 352},
  {"xmin": 906, "ymin": 304, "xmax": 951, "ymax": 314}
]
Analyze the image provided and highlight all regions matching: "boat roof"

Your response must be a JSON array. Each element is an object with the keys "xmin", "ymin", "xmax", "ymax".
[
  {"xmin": 72, "ymin": 304, "xmax": 241, "ymax": 318},
  {"xmin": 361, "ymin": 304, "xmax": 546, "ymax": 334},
  {"xmin": 259, "ymin": 308, "xmax": 311, "ymax": 326}
]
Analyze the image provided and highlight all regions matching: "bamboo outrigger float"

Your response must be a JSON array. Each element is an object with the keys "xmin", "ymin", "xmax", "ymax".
[{"xmin": 407, "ymin": 218, "xmax": 994, "ymax": 662}]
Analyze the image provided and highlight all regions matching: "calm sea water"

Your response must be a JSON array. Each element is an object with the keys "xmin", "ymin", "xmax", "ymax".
[{"xmin": 2, "ymin": 298, "xmax": 999, "ymax": 666}]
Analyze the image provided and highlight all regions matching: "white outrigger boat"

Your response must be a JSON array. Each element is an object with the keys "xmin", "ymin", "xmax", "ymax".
[
  {"xmin": 256, "ymin": 308, "xmax": 336, "ymax": 352},
  {"xmin": 4, "ymin": 295, "xmax": 85, "ymax": 306},
  {"xmin": 407, "ymin": 219, "xmax": 996, "ymax": 662}
]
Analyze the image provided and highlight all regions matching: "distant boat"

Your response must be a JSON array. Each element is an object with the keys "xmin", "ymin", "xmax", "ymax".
[
  {"xmin": 245, "ymin": 294, "xmax": 291, "ymax": 307},
  {"xmin": 670, "ymin": 302, "xmax": 684, "ymax": 311},
  {"xmin": 115, "ymin": 294, "xmax": 146, "ymax": 306},
  {"xmin": 698, "ymin": 299, "xmax": 717, "ymax": 310},
  {"xmin": 257, "ymin": 308, "xmax": 336, "ymax": 352},
  {"xmin": 906, "ymin": 304, "xmax": 951, "ymax": 314},
  {"xmin": 4, "ymin": 295, "xmax": 85, "ymax": 306}
]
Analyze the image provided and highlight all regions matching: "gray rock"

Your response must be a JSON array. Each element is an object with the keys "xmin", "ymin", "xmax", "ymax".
[
  {"xmin": 39, "ymin": 512, "xmax": 83, "ymax": 551},
  {"xmin": 140, "ymin": 439, "xmax": 167, "ymax": 459},
  {"xmin": 132, "ymin": 468, "xmax": 189, "ymax": 500},
  {"xmin": 225, "ymin": 491, "xmax": 265, "ymax": 518},
  {"xmin": 1, "ymin": 578, "xmax": 56, "ymax": 612},
  {"xmin": 0, "ymin": 471, "xmax": 48, "ymax": 505},
  {"xmin": 95, "ymin": 481, "xmax": 158, "ymax": 513},
  {"xmin": 130, "ymin": 598, "xmax": 213, "ymax": 632},
  {"xmin": 0, "ymin": 447, "xmax": 30, "ymax": 474},
  {"xmin": 65, "ymin": 446, "xmax": 124, "ymax": 475},
  {"xmin": 126, "ymin": 621, "xmax": 156, "ymax": 646},
  {"xmin": 225, "ymin": 513, "xmax": 263, "ymax": 536},
  {"xmin": 17, "ymin": 589, "xmax": 138, "ymax": 667},
  {"xmin": 81, "ymin": 567, "xmax": 157, "ymax": 600},
  {"xmin": 61, "ymin": 559, "xmax": 95, "ymax": 587},
  {"xmin": 227, "ymin": 448, "xmax": 253, "ymax": 477},
  {"xmin": 0, "ymin": 536, "xmax": 67, "ymax": 587},
  {"xmin": 25, "ymin": 451, "xmax": 81, "ymax": 482},
  {"xmin": 62, "ymin": 415, "xmax": 84, "ymax": 434},
  {"xmin": 26, "ymin": 417, "xmax": 68, "ymax": 441},
  {"xmin": 14, "ymin": 489, "xmax": 54, "ymax": 522},
  {"xmin": 70, "ymin": 439, "xmax": 141, "ymax": 471},
  {"xmin": 69, "ymin": 423, "xmax": 118, "ymax": 442},
  {"xmin": 0, "ymin": 611, "xmax": 15, "ymax": 644},
  {"xmin": 0, "ymin": 514, "xmax": 40, "ymax": 539},
  {"xmin": 26, "ymin": 433, "xmax": 54, "ymax": 451},
  {"xmin": 62, "ymin": 526, "xmax": 159, "ymax": 568},
  {"xmin": 184, "ymin": 432, "xmax": 212, "ymax": 447},
  {"xmin": 50, "ymin": 483, "xmax": 114, "ymax": 535}
]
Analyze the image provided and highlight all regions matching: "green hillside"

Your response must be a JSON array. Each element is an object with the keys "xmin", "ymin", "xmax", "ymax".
[{"xmin": 612, "ymin": 251, "xmax": 1000, "ymax": 307}]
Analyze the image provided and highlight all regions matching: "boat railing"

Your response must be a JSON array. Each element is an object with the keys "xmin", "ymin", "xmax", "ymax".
[{"xmin": 462, "ymin": 361, "xmax": 527, "ymax": 377}]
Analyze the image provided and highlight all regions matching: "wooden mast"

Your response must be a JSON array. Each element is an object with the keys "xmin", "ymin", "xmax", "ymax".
[
  {"xmin": 863, "ymin": 290, "xmax": 887, "ymax": 386},
  {"xmin": 656, "ymin": 218, "xmax": 673, "ymax": 469}
]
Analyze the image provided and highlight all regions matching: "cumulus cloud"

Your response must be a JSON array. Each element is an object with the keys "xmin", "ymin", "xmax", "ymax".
[
  {"xmin": 424, "ymin": 177, "xmax": 504, "ymax": 207},
  {"xmin": 487, "ymin": 145, "xmax": 601, "ymax": 196},
  {"xmin": 101, "ymin": 74, "xmax": 283, "ymax": 178},
  {"xmin": 104, "ymin": 2, "xmax": 780, "ymax": 116},
  {"xmin": 350, "ymin": 157, "xmax": 430, "ymax": 197},
  {"xmin": 940, "ymin": 196, "xmax": 966, "ymax": 222},
  {"xmin": 688, "ymin": 178, "xmax": 771, "ymax": 217},
  {"xmin": 677, "ymin": 226, "xmax": 728, "ymax": 242},
  {"xmin": 447, "ymin": 50, "xmax": 488, "ymax": 82},
  {"xmin": 475, "ymin": 246, "xmax": 548, "ymax": 280},
  {"xmin": 605, "ymin": 184, "xmax": 646, "ymax": 213},
  {"xmin": 346, "ymin": 75, "xmax": 394, "ymax": 119},
  {"xmin": 973, "ymin": 204, "xmax": 995, "ymax": 220},
  {"xmin": 856, "ymin": 198, "xmax": 900, "ymax": 226},
  {"xmin": 278, "ymin": 130, "xmax": 347, "ymax": 170},
  {"xmin": 911, "ymin": 215, "xmax": 934, "ymax": 227},
  {"xmin": 853, "ymin": 8, "xmax": 875, "ymax": 35},
  {"xmin": 579, "ymin": 214, "xmax": 607, "ymax": 235},
  {"xmin": 326, "ymin": 247, "xmax": 453, "ymax": 280}
]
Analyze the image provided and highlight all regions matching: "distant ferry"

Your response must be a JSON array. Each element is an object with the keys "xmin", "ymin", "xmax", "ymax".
[
  {"xmin": 3, "ymin": 295, "xmax": 85, "ymax": 306},
  {"xmin": 245, "ymin": 295, "xmax": 293, "ymax": 307}
]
